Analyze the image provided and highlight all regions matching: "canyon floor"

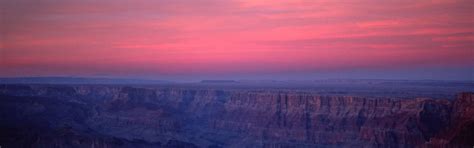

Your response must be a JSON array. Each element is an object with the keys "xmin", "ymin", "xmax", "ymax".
[{"xmin": 0, "ymin": 79, "xmax": 473, "ymax": 147}]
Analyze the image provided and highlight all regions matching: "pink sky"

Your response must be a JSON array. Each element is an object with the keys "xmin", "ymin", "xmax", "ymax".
[{"xmin": 1, "ymin": 0, "xmax": 473, "ymax": 80}]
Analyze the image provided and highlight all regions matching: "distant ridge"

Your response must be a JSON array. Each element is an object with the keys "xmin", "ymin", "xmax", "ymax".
[
  {"xmin": 200, "ymin": 80, "xmax": 237, "ymax": 83},
  {"xmin": 0, "ymin": 77, "xmax": 172, "ymax": 84}
]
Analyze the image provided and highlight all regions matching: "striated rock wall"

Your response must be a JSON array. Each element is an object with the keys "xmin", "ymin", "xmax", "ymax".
[{"xmin": 0, "ymin": 84, "xmax": 472, "ymax": 147}]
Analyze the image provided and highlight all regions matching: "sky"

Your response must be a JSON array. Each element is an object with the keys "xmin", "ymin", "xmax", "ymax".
[{"xmin": 0, "ymin": 0, "xmax": 473, "ymax": 81}]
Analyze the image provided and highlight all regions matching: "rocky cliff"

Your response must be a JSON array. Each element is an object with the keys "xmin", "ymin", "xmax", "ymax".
[{"xmin": 0, "ymin": 84, "xmax": 472, "ymax": 147}]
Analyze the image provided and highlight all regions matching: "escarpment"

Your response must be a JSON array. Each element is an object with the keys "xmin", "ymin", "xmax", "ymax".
[{"xmin": 0, "ymin": 84, "xmax": 472, "ymax": 147}]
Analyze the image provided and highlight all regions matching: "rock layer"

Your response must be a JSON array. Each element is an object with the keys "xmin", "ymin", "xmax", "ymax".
[{"xmin": 0, "ymin": 84, "xmax": 472, "ymax": 147}]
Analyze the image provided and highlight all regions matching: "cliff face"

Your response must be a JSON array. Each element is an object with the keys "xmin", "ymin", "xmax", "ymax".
[
  {"xmin": 427, "ymin": 92, "xmax": 474, "ymax": 147},
  {"xmin": 0, "ymin": 85, "xmax": 472, "ymax": 147}
]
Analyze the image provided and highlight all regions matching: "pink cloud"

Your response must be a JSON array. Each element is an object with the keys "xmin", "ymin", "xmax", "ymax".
[{"xmin": 1, "ymin": 0, "xmax": 473, "ymax": 78}]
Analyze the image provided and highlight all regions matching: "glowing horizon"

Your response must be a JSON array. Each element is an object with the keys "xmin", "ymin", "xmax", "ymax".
[{"xmin": 1, "ymin": 0, "xmax": 473, "ymax": 80}]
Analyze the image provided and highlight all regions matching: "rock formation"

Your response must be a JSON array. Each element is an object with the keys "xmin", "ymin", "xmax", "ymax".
[{"xmin": 0, "ymin": 84, "xmax": 472, "ymax": 147}]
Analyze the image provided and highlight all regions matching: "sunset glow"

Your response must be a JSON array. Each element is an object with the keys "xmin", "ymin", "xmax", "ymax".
[{"xmin": 1, "ymin": 0, "xmax": 473, "ymax": 80}]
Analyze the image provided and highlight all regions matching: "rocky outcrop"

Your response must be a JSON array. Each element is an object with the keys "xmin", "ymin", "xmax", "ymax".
[
  {"xmin": 0, "ymin": 84, "xmax": 472, "ymax": 147},
  {"xmin": 427, "ymin": 92, "xmax": 474, "ymax": 147}
]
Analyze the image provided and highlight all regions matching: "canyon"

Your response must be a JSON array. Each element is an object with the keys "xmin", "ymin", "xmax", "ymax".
[{"xmin": 0, "ymin": 83, "xmax": 473, "ymax": 147}]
